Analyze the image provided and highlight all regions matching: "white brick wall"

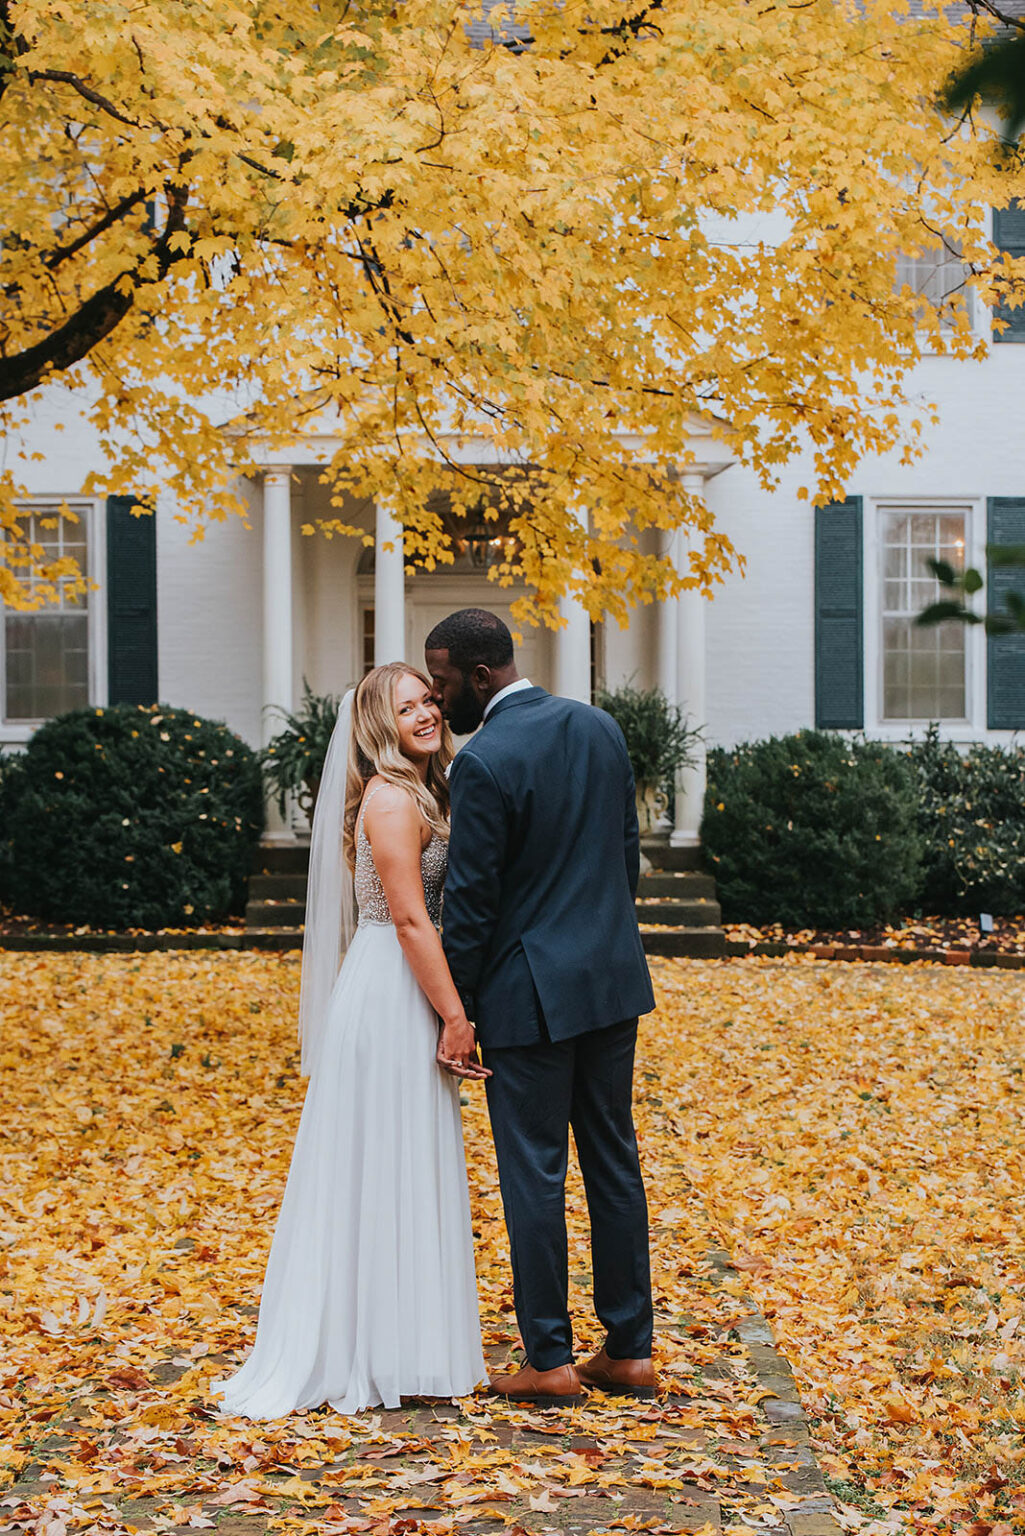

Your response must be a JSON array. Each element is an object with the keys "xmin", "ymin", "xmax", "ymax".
[
  {"xmin": 156, "ymin": 486, "xmax": 264, "ymax": 744},
  {"xmin": 698, "ymin": 342, "xmax": 1025, "ymax": 747}
]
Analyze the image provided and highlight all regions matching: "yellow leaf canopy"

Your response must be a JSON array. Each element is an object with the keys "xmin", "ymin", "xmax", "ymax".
[{"xmin": 1, "ymin": 0, "xmax": 1022, "ymax": 619}]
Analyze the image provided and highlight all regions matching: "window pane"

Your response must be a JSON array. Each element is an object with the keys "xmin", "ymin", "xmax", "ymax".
[
  {"xmin": 938, "ymin": 687, "xmax": 966, "ymax": 718},
  {"xmin": 880, "ymin": 509, "xmax": 967, "ymax": 721},
  {"xmin": 894, "ymin": 241, "xmax": 968, "ymax": 326},
  {"xmin": 13, "ymin": 505, "xmax": 89, "ymax": 613},
  {"xmin": 887, "ymin": 513, "xmax": 911, "ymax": 545},
  {"xmin": 4, "ymin": 502, "xmax": 91, "ymax": 722},
  {"xmin": 938, "ymin": 514, "xmax": 966, "ymax": 549}
]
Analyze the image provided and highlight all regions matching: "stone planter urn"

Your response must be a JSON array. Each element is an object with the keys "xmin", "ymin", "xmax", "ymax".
[
  {"xmin": 635, "ymin": 780, "xmax": 669, "ymax": 837},
  {"xmin": 301, "ymin": 775, "xmax": 321, "ymax": 818}
]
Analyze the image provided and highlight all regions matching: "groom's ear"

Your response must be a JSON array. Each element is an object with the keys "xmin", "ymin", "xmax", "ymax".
[{"xmin": 470, "ymin": 663, "xmax": 493, "ymax": 697}]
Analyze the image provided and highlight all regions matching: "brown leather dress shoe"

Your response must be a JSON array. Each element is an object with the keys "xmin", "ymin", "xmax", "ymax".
[
  {"xmin": 488, "ymin": 1361, "xmax": 587, "ymax": 1406},
  {"xmin": 576, "ymin": 1346, "xmax": 658, "ymax": 1398}
]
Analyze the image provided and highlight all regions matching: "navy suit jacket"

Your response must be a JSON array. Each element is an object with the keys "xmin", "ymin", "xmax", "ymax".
[{"xmin": 442, "ymin": 687, "xmax": 656, "ymax": 1049}]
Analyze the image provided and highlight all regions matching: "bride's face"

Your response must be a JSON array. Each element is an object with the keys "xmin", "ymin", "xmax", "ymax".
[{"xmin": 394, "ymin": 673, "xmax": 444, "ymax": 764}]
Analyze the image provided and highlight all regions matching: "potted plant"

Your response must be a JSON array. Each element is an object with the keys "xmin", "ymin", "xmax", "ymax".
[
  {"xmin": 262, "ymin": 681, "xmax": 342, "ymax": 820},
  {"xmin": 594, "ymin": 684, "xmax": 700, "ymax": 835}
]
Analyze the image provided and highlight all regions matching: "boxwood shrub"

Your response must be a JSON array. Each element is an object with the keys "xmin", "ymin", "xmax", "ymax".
[
  {"xmin": 1, "ymin": 704, "xmax": 263, "ymax": 929},
  {"xmin": 906, "ymin": 728, "xmax": 1025, "ymax": 915},
  {"xmin": 702, "ymin": 730, "xmax": 922, "ymax": 928},
  {"xmin": 0, "ymin": 750, "xmax": 17, "ymax": 905}
]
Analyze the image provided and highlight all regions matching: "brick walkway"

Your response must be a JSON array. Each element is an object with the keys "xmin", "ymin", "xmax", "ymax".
[{"xmin": 5, "ymin": 1247, "xmax": 841, "ymax": 1536}]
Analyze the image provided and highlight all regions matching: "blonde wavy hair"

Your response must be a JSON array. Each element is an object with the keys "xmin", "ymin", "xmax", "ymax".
[{"xmin": 342, "ymin": 662, "xmax": 454, "ymax": 872}]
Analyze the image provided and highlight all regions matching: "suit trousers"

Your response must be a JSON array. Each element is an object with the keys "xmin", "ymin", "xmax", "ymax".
[{"xmin": 482, "ymin": 1017, "xmax": 653, "ymax": 1373}]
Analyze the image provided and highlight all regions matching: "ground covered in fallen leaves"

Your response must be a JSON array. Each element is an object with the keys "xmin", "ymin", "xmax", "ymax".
[
  {"xmin": 723, "ymin": 917, "xmax": 1025, "ymax": 957},
  {"xmin": 1, "ymin": 954, "xmax": 1023, "ymax": 1536},
  {"xmin": 656, "ymin": 959, "xmax": 1025, "ymax": 1532}
]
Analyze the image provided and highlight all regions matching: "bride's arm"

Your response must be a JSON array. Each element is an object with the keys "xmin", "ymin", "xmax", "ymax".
[{"xmin": 363, "ymin": 785, "xmax": 489, "ymax": 1080}]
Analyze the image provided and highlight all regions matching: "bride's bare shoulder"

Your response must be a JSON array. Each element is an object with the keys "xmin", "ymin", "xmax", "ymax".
[
  {"xmin": 361, "ymin": 776, "xmax": 409, "ymax": 814},
  {"xmin": 361, "ymin": 779, "xmax": 424, "ymax": 844}
]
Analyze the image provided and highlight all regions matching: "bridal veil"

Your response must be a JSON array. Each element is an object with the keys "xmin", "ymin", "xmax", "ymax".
[{"xmin": 297, "ymin": 687, "xmax": 355, "ymax": 1075}]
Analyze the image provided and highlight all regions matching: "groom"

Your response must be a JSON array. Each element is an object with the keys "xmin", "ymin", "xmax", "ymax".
[{"xmin": 425, "ymin": 608, "xmax": 657, "ymax": 1405}]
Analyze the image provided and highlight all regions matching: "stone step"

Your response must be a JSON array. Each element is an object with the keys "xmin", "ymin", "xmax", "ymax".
[
  {"xmin": 252, "ymin": 839, "xmax": 709, "ymax": 878},
  {"xmin": 640, "ymin": 840, "xmax": 706, "ymax": 872},
  {"xmin": 637, "ymin": 870, "xmax": 717, "ymax": 900},
  {"xmin": 640, "ymin": 926, "xmax": 727, "ymax": 959},
  {"xmin": 244, "ymin": 844, "xmax": 725, "ymax": 961},
  {"xmin": 245, "ymin": 899, "xmax": 306, "ymax": 929},
  {"xmin": 243, "ymin": 928, "xmax": 304, "ymax": 951},
  {"xmin": 249, "ymin": 872, "xmax": 309, "ymax": 901},
  {"xmin": 251, "ymin": 843, "xmax": 311, "ymax": 876},
  {"xmin": 635, "ymin": 897, "xmax": 722, "ymax": 927}
]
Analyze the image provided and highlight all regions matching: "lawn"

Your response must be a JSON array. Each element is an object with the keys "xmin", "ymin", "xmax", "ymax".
[{"xmin": 0, "ymin": 953, "xmax": 1022, "ymax": 1535}]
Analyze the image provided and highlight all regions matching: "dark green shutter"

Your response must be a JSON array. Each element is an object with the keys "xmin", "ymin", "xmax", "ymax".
[
  {"xmin": 987, "ymin": 497, "xmax": 1025, "ymax": 728},
  {"xmin": 814, "ymin": 497, "xmax": 863, "ymax": 729},
  {"xmin": 106, "ymin": 495, "xmax": 158, "ymax": 705},
  {"xmin": 992, "ymin": 203, "xmax": 1025, "ymax": 343}
]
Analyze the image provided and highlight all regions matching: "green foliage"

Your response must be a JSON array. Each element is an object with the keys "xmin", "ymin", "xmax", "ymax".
[
  {"xmin": 0, "ymin": 750, "xmax": 21, "ymax": 904},
  {"xmin": 261, "ymin": 680, "xmax": 342, "ymax": 816},
  {"xmin": 904, "ymin": 727, "xmax": 1025, "ymax": 915},
  {"xmin": 594, "ymin": 684, "xmax": 699, "ymax": 787},
  {"xmin": 2, "ymin": 704, "xmax": 263, "ymax": 928},
  {"xmin": 943, "ymin": 28, "xmax": 1025, "ymax": 145},
  {"xmin": 918, "ymin": 547, "xmax": 1025, "ymax": 635},
  {"xmin": 702, "ymin": 731, "xmax": 922, "ymax": 928}
]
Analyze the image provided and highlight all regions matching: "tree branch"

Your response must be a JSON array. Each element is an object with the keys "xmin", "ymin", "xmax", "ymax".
[
  {"xmin": 0, "ymin": 184, "xmax": 188, "ymax": 402},
  {"xmin": 966, "ymin": 1, "xmax": 1025, "ymax": 35},
  {"xmin": 26, "ymin": 68, "xmax": 142, "ymax": 126},
  {"xmin": 43, "ymin": 189, "xmax": 151, "ymax": 271},
  {"xmin": 596, "ymin": 0, "xmax": 665, "ymax": 67}
]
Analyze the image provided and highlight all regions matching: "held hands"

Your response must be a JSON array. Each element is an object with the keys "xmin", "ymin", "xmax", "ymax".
[{"xmin": 437, "ymin": 1014, "xmax": 491, "ymax": 1081}]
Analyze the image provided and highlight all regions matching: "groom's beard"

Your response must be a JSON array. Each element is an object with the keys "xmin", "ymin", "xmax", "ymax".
[{"xmin": 447, "ymin": 678, "xmax": 485, "ymax": 736}]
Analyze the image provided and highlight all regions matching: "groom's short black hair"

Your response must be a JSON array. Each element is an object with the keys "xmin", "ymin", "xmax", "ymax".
[{"xmin": 425, "ymin": 608, "xmax": 514, "ymax": 674}]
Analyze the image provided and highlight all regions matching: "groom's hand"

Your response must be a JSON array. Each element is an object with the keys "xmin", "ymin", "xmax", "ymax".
[{"xmin": 437, "ymin": 1016, "xmax": 491, "ymax": 1080}]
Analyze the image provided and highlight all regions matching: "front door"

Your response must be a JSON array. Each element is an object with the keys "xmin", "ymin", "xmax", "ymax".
[{"xmin": 407, "ymin": 581, "xmax": 553, "ymax": 694}]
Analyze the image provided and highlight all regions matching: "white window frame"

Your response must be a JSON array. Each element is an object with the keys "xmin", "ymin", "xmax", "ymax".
[
  {"xmin": 0, "ymin": 497, "xmax": 108, "ymax": 744},
  {"xmin": 863, "ymin": 494, "xmax": 990, "ymax": 742},
  {"xmin": 896, "ymin": 240, "xmax": 976, "ymax": 341},
  {"xmin": 931, "ymin": 206, "xmax": 1001, "ymax": 346}
]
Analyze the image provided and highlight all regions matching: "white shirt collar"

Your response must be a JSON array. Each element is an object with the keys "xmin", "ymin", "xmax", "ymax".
[{"xmin": 484, "ymin": 677, "xmax": 533, "ymax": 720}]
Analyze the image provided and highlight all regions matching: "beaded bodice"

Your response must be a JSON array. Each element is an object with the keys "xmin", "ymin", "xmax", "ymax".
[{"xmin": 354, "ymin": 785, "xmax": 447, "ymax": 929}]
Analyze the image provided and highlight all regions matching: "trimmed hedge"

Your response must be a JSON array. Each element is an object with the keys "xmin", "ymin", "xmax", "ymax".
[
  {"xmin": 1, "ymin": 704, "xmax": 263, "ymax": 929},
  {"xmin": 0, "ymin": 751, "xmax": 16, "ymax": 905},
  {"xmin": 702, "ymin": 731, "xmax": 922, "ymax": 928},
  {"xmin": 908, "ymin": 728, "xmax": 1025, "ymax": 916}
]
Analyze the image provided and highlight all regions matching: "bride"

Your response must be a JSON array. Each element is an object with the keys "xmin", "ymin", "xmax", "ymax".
[{"xmin": 214, "ymin": 663, "xmax": 489, "ymax": 1417}]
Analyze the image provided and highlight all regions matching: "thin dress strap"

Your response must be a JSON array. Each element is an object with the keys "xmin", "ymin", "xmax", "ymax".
[{"xmin": 357, "ymin": 781, "xmax": 387, "ymax": 844}]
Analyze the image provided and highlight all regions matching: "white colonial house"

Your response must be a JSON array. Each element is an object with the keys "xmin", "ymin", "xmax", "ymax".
[{"xmin": 4, "ymin": 208, "xmax": 1025, "ymax": 850}]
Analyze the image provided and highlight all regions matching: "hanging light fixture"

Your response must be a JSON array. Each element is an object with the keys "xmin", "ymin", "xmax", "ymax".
[{"xmin": 465, "ymin": 516, "xmax": 492, "ymax": 567}]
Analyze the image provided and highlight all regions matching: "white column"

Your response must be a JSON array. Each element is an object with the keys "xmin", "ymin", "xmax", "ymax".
[
  {"xmin": 262, "ymin": 467, "xmax": 295, "ymax": 842},
  {"xmin": 657, "ymin": 527, "xmax": 682, "ymax": 705},
  {"xmin": 374, "ymin": 503, "xmax": 406, "ymax": 665},
  {"xmin": 671, "ymin": 472, "xmax": 708, "ymax": 847},
  {"xmin": 554, "ymin": 588, "xmax": 591, "ymax": 702}
]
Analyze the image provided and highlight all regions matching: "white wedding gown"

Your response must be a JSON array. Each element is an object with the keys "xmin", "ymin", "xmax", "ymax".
[{"xmin": 214, "ymin": 792, "xmax": 486, "ymax": 1416}]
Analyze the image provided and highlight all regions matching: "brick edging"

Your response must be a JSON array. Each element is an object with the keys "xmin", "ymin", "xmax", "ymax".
[
  {"xmin": 645, "ymin": 1072, "xmax": 845, "ymax": 1536},
  {"xmin": 726, "ymin": 938, "xmax": 1025, "ymax": 968}
]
